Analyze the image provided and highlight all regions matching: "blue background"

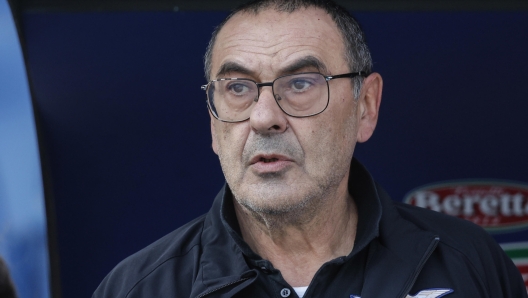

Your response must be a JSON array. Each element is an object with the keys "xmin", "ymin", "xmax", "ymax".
[{"xmin": 8, "ymin": 7, "xmax": 528, "ymax": 298}]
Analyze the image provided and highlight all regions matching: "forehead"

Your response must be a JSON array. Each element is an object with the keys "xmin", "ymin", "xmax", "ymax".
[{"xmin": 211, "ymin": 7, "xmax": 347, "ymax": 79}]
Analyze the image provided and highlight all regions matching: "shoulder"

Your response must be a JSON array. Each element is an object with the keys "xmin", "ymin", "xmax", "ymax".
[
  {"xmin": 393, "ymin": 201, "xmax": 490, "ymax": 246},
  {"xmin": 93, "ymin": 214, "xmax": 207, "ymax": 298},
  {"xmin": 373, "ymin": 181, "xmax": 488, "ymax": 248},
  {"xmin": 392, "ymin": 200, "xmax": 503, "ymax": 261},
  {"xmin": 376, "ymin": 183, "xmax": 495, "ymax": 253},
  {"xmin": 391, "ymin": 201, "xmax": 526, "ymax": 296}
]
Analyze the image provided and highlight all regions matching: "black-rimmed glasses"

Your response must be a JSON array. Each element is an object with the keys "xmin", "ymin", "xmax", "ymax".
[{"xmin": 201, "ymin": 72, "xmax": 368, "ymax": 123}]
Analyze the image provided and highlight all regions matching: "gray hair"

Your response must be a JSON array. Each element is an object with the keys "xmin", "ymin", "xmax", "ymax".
[{"xmin": 203, "ymin": 0, "xmax": 373, "ymax": 99}]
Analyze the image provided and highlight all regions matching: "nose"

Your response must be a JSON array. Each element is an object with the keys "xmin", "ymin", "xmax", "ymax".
[{"xmin": 249, "ymin": 87, "xmax": 288, "ymax": 134}]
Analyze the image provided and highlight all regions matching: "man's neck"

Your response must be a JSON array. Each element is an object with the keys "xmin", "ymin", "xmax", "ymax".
[{"xmin": 233, "ymin": 182, "xmax": 358, "ymax": 287}]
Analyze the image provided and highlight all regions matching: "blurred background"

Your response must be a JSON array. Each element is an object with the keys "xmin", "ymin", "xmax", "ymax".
[
  {"xmin": 1, "ymin": 0, "xmax": 527, "ymax": 297},
  {"xmin": 0, "ymin": 0, "xmax": 49, "ymax": 297}
]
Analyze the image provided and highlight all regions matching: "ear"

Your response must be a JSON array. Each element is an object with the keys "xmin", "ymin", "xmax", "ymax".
[
  {"xmin": 210, "ymin": 114, "xmax": 219, "ymax": 155},
  {"xmin": 356, "ymin": 72, "xmax": 383, "ymax": 143}
]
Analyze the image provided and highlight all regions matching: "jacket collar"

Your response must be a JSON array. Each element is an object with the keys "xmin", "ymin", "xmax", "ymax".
[
  {"xmin": 347, "ymin": 158, "xmax": 382, "ymax": 257},
  {"xmin": 190, "ymin": 185, "xmax": 257, "ymax": 298},
  {"xmin": 361, "ymin": 180, "xmax": 439, "ymax": 297}
]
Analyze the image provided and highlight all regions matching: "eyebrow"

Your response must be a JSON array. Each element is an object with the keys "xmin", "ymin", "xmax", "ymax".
[
  {"xmin": 280, "ymin": 56, "xmax": 328, "ymax": 76},
  {"xmin": 215, "ymin": 55, "xmax": 329, "ymax": 79},
  {"xmin": 215, "ymin": 61, "xmax": 254, "ymax": 78}
]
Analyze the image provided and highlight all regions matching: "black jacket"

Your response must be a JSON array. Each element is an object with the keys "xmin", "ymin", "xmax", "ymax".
[{"xmin": 93, "ymin": 159, "xmax": 526, "ymax": 298}]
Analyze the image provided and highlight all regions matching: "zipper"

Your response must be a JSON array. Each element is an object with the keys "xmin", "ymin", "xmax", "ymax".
[
  {"xmin": 399, "ymin": 236, "xmax": 440, "ymax": 298},
  {"xmin": 196, "ymin": 277, "xmax": 250, "ymax": 298}
]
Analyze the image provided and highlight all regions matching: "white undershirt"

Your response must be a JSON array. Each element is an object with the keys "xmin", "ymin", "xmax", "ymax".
[{"xmin": 293, "ymin": 286, "xmax": 308, "ymax": 298}]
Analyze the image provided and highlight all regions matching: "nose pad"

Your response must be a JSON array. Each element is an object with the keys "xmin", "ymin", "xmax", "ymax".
[{"xmin": 274, "ymin": 94, "xmax": 282, "ymax": 101}]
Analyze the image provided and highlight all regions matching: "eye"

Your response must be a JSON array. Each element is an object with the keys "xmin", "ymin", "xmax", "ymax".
[
  {"xmin": 289, "ymin": 79, "xmax": 313, "ymax": 92},
  {"xmin": 226, "ymin": 82, "xmax": 251, "ymax": 96}
]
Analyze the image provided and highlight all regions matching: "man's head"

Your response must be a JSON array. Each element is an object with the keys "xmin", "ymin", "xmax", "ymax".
[
  {"xmin": 205, "ymin": 0, "xmax": 382, "ymax": 222},
  {"xmin": 204, "ymin": 0, "xmax": 372, "ymax": 100}
]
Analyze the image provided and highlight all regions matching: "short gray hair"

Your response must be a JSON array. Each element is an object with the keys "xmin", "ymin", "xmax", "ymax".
[{"xmin": 203, "ymin": 0, "xmax": 373, "ymax": 99}]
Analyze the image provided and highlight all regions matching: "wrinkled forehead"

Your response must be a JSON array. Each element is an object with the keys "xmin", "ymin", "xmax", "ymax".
[{"xmin": 210, "ymin": 7, "xmax": 347, "ymax": 80}]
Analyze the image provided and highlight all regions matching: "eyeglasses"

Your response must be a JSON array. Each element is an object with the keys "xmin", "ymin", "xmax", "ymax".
[{"xmin": 201, "ymin": 71, "xmax": 368, "ymax": 123}]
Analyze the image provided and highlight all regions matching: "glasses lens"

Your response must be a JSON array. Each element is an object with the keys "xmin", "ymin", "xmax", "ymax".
[
  {"xmin": 273, "ymin": 73, "xmax": 329, "ymax": 117},
  {"xmin": 207, "ymin": 79, "xmax": 258, "ymax": 122}
]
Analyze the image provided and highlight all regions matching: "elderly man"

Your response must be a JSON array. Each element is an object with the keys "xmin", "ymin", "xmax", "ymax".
[{"xmin": 94, "ymin": 0, "xmax": 526, "ymax": 297}]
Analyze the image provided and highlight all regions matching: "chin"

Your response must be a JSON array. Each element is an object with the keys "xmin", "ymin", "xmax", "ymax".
[{"xmin": 234, "ymin": 184, "xmax": 320, "ymax": 216}]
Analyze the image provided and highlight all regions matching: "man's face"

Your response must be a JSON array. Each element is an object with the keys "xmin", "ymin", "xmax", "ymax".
[{"xmin": 209, "ymin": 8, "xmax": 371, "ymax": 215}]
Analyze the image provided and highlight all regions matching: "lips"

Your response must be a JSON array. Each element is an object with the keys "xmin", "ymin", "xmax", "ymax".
[
  {"xmin": 260, "ymin": 157, "xmax": 278, "ymax": 163},
  {"xmin": 249, "ymin": 154, "xmax": 290, "ymax": 165},
  {"xmin": 249, "ymin": 154, "xmax": 293, "ymax": 173}
]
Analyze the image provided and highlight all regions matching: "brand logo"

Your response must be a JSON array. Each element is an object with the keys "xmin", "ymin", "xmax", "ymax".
[
  {"xmin": 404, "ymin": 180, "xmax": 528, "ymax": 232},
  {"xmin": 350, "ymin": 288, "xmax": 453, "ymax": 298}
]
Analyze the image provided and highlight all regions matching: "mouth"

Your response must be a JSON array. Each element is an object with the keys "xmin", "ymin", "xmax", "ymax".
[
  {"xmin": 248, "ymin": 154, "xmax": 294, "ymax": 174},
  {"xmin": 250, "ymin": 154, "xmax": 290, "ymax": 165},
  {"xmin": 259, "ymin": 157, "xmax": 279, "ymax": 163}
]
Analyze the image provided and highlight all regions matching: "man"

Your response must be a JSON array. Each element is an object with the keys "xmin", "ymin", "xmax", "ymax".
[{"xmin": 94, "ymin": 0, "xmax": 526, "ymax": 297}]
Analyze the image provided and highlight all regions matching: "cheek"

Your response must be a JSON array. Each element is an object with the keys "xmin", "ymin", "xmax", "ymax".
[
  {"xmin": 307, "ymin": 102, "xmax": 357, "ymax": 156},
  {"xmin": 215, "ymin": 123, "xmax": 248, "ymax": 157},
  {"xmin": 296, "ymin": 119, "xmax": 335, "ymax": 159}
]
